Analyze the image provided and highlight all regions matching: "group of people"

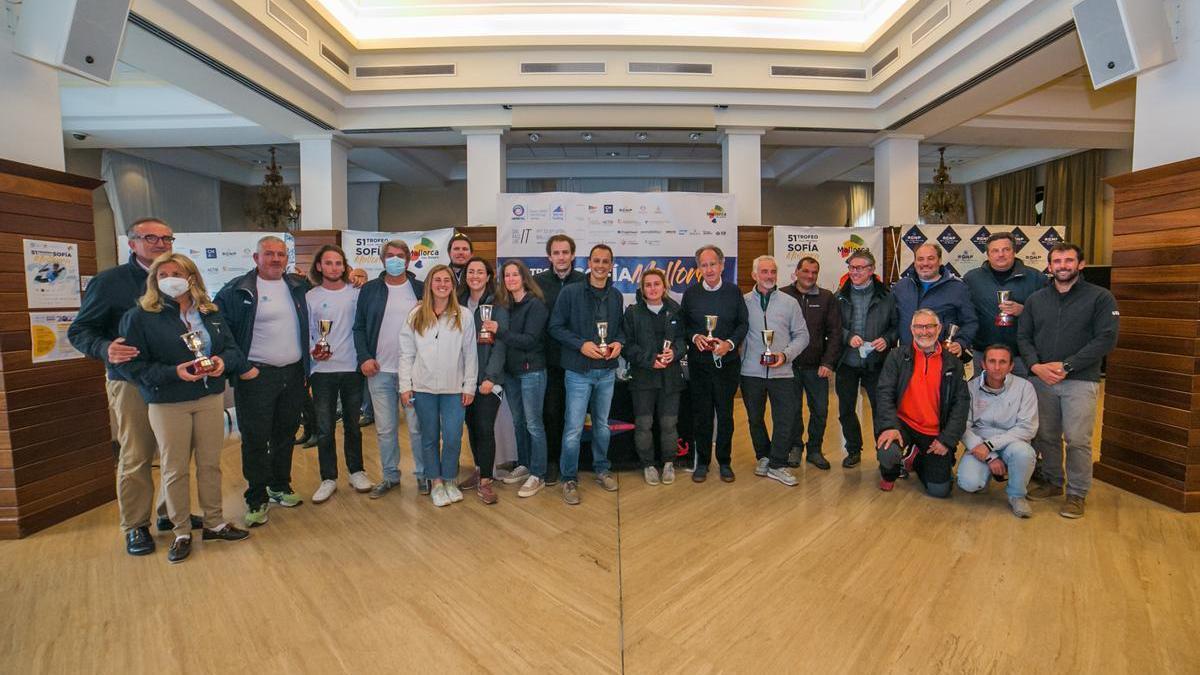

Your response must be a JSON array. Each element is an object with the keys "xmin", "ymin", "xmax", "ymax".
[{"xmin": 71, "ymin": 219, "xmax": 1117, "ymax": 565}]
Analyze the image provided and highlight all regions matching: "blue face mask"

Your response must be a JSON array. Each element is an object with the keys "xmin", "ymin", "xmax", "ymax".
[{"xmin": 384, "ymin": 257, "xmax": 407, "ymax": 276}]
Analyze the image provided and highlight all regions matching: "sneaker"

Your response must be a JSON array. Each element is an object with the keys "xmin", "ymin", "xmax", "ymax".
[
  {"xmin": 431, "ymin": 483, "xmax": 451, "ymax": 507},
  {"xmin": 312, "ymin": 480, "xmax": 337, "ymax": 504},
  {"xmin": 842, "ymin": 452, "xmax": 861, "ymax": 468},
  {"xmin": 445, "ymin": 482, "xmax": 464, "ymax": 503},
  {"xmin": 661, "ymin": 463, "xmax": 675, "ymax": 485},
  {"xmin": 643, "ymin": 466, "xmax": 660, "ymax": 485},
  {"xmin": 1060, "ymin": 495, "xmax": 1086, "ymax": 519},
  {"xmin": 787, "ymin": 447, "xmax": 803, "ymax": 468},
  {"xmin": 517, "ymin": 475, "xmax": 545, "ymax": 498},
  {"xmin": 767, "ymin": 466, "xmax": 799, "ymax": 486},
  {"xmin": 478, "ymin": 479, "xmax": 499, "ymax": 504},
  {"xmin": 348, "ymin": 471, "xmax": 373, "ymax": 493},
  {"xmin": 1009, "ymin": 496, "xmax": 1033, "ymax": 519},
  {"xmin": 267, "ymin": 488, "xmax": 302, "ymax": 508},
  {"xmin": 692, "ymin": 464, "xmax": 709, "ymax": 483},
  {"xmin": 546, "ymin": 465, "xmax": 561, "ymax": 486},
  {"xmin": 125, "ymin": 526, "xmax": 154, "ymax": 556},
  {"xmin": 754, "ymin": 457, "xmax": 770, "ymax": 477},
  {"xmin": 806, "ymin": 452, "xmax": 831, "ymax": 471},
  {"xmin": 1026, "ymin": 482, "xmax": 1063, "ymax": 502},
  {"xmin": 879, "ymin": 479, "xmax": 895, "ymax": 492},
  {"xmin": 243, "ymin": 504, "xmax": 269, "ymax": 528},
  {"xmin": 167, "ymin": 536, "xmax": 191, "ymax": 564},
  {"xmin": 501, "ymin": 465, "xmax": 530, "ymax": 485},
  {"xmin": 369, "ymin": 480, "xmax": 398, "ymax": 500},
  {"xmin": 901, "ymin": 445, "xmax": 918, "ymax": 474},
  {"xmin": 719, "ymin": 465, "xmax": 736, "ymax": 482},
  {"xmin": 201, "ymin": 523, "xmax": 250, "ymax": 542},
  {"xmin": 459, "ymin": 467, "xmax": 481, "ymax": 491},
  {"xmin": 596, "ymin": 472, "xmax": 619, "ymax": 492},
  {"xmin": 562, "ymin": 480, "xmax": 581, "ymax": 505},
  {"xmin": 417, "ymin": 478, "xmax": 432, "ymax": 495}
]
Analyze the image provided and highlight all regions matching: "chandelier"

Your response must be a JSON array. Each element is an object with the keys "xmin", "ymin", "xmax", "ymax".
[
  {"xmin": 920, "ymin": 147, "xmax": 966, "ymax": 224},
  {"xmin": 246, "ymin": 147, "xmax": 300, "ymax": 230}
]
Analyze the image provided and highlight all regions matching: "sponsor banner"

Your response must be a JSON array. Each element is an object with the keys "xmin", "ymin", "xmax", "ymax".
[
  {"xmin": 341, "ymin": 228, "xmax": 454, "ymax": 281},
  {"xmin": 497, "ymin": 192, "xmax": 737, "ymax": 297},
  {"xmin": 23, "ymin": 239, "xmax": 81, "ymax": 308},
  {"xmin": 118, "ymin": 232, "xmax": 297, "ymax": 293},
  {"xmin": 894, "ymin": 224, "xmax": 1065, "ymax": 278},
  {"xmin": 29, "ymin": 311, "xmax": 84, "ymax": 363},
  {"xmin": 772, "ymin": 226, "xmax": 886, "ymax": 291}
]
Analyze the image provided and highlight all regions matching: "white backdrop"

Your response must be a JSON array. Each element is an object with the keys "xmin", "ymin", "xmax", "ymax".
[
  {"xmin": 341, "ymin": 228, "xmax": 454, "ymax": 280},
  {"xmin": 117, "ymin": 231, "xmax": 296, "ymax": 292},
  {"xmin": 894, "ymin": 224, "xmax": 1065, "ymax": 278},
  {"xmin": 773, "ymin": 226, "xmax": 886, "ymax": 291}
]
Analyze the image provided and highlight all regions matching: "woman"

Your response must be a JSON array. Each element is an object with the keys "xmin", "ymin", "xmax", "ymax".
[
  {"xmin": 117, "ymin": 253, "xmax": 250, "ymax": 564},
  {"xmin": 459, "ymin": 257, "xmax": 508, "ymax": 505},
  {"xmin": 494, "ymin": 260, "xmax": 550, "ymax": 498},
  {"xmin": 621, "ymin": 268, "xmax": 688, "ymax": 485},
  {"xmin": 398, "ymin": 265, "xmax": 478, "ymax": 507}
]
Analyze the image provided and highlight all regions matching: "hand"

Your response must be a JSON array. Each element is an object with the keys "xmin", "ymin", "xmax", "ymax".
[
  {"xmin": 766, "ymin": 353, "xmax": 786, "ymax": 368},
  {"xmin": 970, "ymin": 444, "xmax": 990, "ymax": 462},
  {"xmin": 659, "ymin": 347, "xmax": 675, "ymax": 364},
  {"xmin": 176, "ymin": 361, "xmax": 204, "ymax": 382},
  {"xmin": 239, "ymin": 366, "xmax": 260, "ymax": 381},
  {"xmin": 711, "ymin": 339, "xmax": 733, "ymax": 357},
  {"xmin": 946, "ymin": 341, "xmax": 963, "ymax": 357},
  {"xmin": 361, "ymin": 359, "xmax": 381, "ymax": 377},
  {"xmin": 876, "ymin": 429, "xmax": 902, "ymax": 449},
  {"xmin": 929, "ymin": 439, "xmax": 951, "ymax": 456},
  {"xmin": 817, "ymin": 365, "xmax": 833, "ymax": 379},
  {"xmin": 313, "ymin": 348, "xmax": 331, "ymax": 361},
  {"xmin": 481, "ymin": 320, "xmax": 499, "ymax": 335},
  {"xmin": 652, "ymin": 357, "xmax": 668, "ymax": 369},
  {"xmin": 581, "ymin": 341, "xmax": 606, "ymax": 359},
  {"xmin": 400, "ymin": 390, "xmax": 412, "ymax": 407},
  {"xmin": 107, "ymin": 337, "xmax": 140, "ymax": 364},
  {"xmin": 999, "ymin": 300, "xmax": 1024, "ymax": 316},
  {"xmin": 606, "ymin": 342, "xmax": 623, "ymax": 360},
  {"xmin": 348, "ymin": 268, "xmax": 368, "ymax": 287},
  {"xmin": 693, "ymin": 334, "xmax": 712, "ymax": 352},
  {"xmin": 849, "ymin": 335, "xmax": 864, "ymax": 348},
  {"xmin": 208, "ymin": 355, "xmax": 225, "ymax": 377},
  {"xmin": 870, "ymin": 338, "xmax": 888, "ymax": 352},
  {"xmin": 462, "ymin": 392, "xmax": 475, "ymax": 406},
  {"xmin": 1031, "ymin": 362, "xmax": 1065, "ymax": 386},
  {"xmin": 988, "ymin": 457, "xmax": 1008, "ymax": 478},
  {"xmin": 479, "ymin": 380, "xmax": 494, "ymax": 395}
]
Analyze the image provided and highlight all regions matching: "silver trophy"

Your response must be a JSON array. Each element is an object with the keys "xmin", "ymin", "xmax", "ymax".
[
  {"xmin": 760, "ymin": 329, "xmax": 776, "ymax": 365},
  {"xmin": 659, "ymin": 338, "xmax": 672, "ymax": 364},
  {"xmin": 181, "ymin": 331, "xmax": 216, "ymax": 374},
  {"xmin": 995, "ymin": 289, "xmax": 1014, "ymax": 327},
  {"xmin": 313, "ymin": 319, "xmax": 333, "ymax": 358},
  {"xmin": 596, "ymin": 321, "xmax": 609, "ymax": 357},
  {"xmin": 944, "ymin": 323, "xmax": 960, "ymax": 350},
  {"xmin": 705, "ymin": 314, "xmax": 723, "ymax": 368},
  {"xmin": 478, "ymin": 304, "xmax": 495, "ymax": 344}
]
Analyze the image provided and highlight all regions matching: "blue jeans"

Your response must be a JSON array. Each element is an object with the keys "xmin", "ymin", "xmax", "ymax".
[
  {"xmin": 561, "ymin": 369, "xmax": 615, "ymax": 482},
  {"xmin": 956, "ymin": 440, "xmax": 1037, "ymax": 498},
  {"xmin": 367, "ymin": 372, "xmax": 425, "ymax": 483},
  {"xmin": 412, "ymin": 392, "xmax": 466, "ymax": 482},
  {"xmin": 506, "ymin": 370, "xmax": 549, "ymax": 479}
]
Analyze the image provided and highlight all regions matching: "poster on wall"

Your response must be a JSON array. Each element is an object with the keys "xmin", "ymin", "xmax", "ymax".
[
  {"xmin": 117, "ymin": 232, "xmax": 297, "ymax": 292},
  {"xmin": 772, "ymin": 226, "xmax": 886, "ymax": 291},
  {"xmin": 496, "ymin": 192, "xmax": 738, "ymax": 297},
  {"xmin": 341, "ymin": 228, "xmax": 454, "ymax": 281},
  {"xmin": 29, "ymin": 311, "xmax": 84, "ymax": 363},
  {"xmin": 23, "ymin": 239, "xmax": 81, "ymax": 308},
  {"xmin": 894, "ymin": 224, "xmax": 1064, "ymax": 278}
]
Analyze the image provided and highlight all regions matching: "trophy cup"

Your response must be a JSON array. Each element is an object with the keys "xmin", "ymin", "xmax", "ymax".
[
  {"xmin": 181, "ymin": 331, "xmax": 216, "ymax": 375},
  {"xmin": 596, "ymin": 321, "xmax": 609, "ymax": 358},
  {"xmin": 760, "ymin": 329, "xmax": 776, "ymax": 365},
  {"xmin": 313, "ymin": 319, "xmax": 333, "ymax": 358},
  {"xmin": 944, "ymin": 323, "xmax": 960, "ymax": 350},
  {"xmin": 995, "ymin": 289, "xmax": 1014, "ymax": 327},
  {"xmin": 659, "ymin": 338, "xmax": 672, "ymax": 364},
  {"xmin": 478, "ymin": 305, "xmax": 495, "ymax": 344},
  {"xmin": 705, "ymin": 315, "xmax": 722, "ymax": 367}
]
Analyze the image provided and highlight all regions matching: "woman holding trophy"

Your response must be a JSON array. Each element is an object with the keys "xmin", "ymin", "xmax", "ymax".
[
  {"xmin": 458, "ymin": 257, "xmax": 509, "ymax": 504},
  {"xmin": 495, "ymin": 260, "xmax": 550, "ymax": 498},
  {"xmin": 117, "ymin": 253, "xmax": 251, "ymax": 564}
]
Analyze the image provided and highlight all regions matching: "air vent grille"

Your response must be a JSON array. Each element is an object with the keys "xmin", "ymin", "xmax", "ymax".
[
  {"xmin": 771, "ymin": 65, "xmax": 867, "ymax": 79},
  {"xmin": 911, "ymin": 3, "xmax": 950, "ymax": 45},
  {"xmin": 266, "ymin": 0, "xmax": 308, "ymax": 43},
  {"xmin": 355, "ymin": 64, "xmax": 456, "ymax": 77},
  {"xmin": 872, "ymin": 48, "xmax": 900, "ymax": 76},
  {"xmin": 320, "ymin": 44, "xmax": 349, "ymax": 74},
  {"xmin": 521, "ymin": 62, "xmax": 605, "ymax": 74},
  {"xmin": 628, "ymin": 62, "xmax": 712, "ymax": 74}
]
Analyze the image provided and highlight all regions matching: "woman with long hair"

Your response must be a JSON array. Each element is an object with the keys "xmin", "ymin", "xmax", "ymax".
[
  {"xmin": 398, "ymin": 265, "xmax": 478, "ymax": 507},
  {"xmin": 458, "ymin": 256, "xmax": 508, "ymax": 504},
  {"xmin": 117, "ymin": 253, "xmax": 251, "ymax": 563}
]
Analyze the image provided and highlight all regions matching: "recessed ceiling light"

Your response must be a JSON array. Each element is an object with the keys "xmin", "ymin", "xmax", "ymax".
[
  {"xmin": 607, "ymin": 151, "xmax": 620, "ymax": 157},
  {"xmin": 635, "ymin": 131, "xmax": 648, "ymax": 141},
  {"xmin": 581, "ymin": 132, "xmax": 593, "ymax": 142},
  {"xmin": 689, "ymin": 132, "xmax": 702, "ymax": 141},
  {"xmin": 528, "ymin": 132, "xmax": 541, "ymax": 142}
]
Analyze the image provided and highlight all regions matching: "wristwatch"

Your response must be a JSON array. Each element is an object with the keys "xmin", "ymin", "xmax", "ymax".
[{"xmin": 1062, "ymin": 361, "xmax": 1073, "ymax": 374}]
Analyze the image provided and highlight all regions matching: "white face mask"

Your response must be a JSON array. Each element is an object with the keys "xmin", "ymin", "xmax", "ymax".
[{"xmin": 158, "ymin": 277, "xmax": 190, "ymax": 299}]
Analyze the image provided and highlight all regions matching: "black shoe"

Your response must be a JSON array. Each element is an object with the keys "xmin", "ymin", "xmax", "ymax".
[
  {"xmin": 358, "ymin": 416, "xmax": 374, "ymax": 428},
  {"xmin": 303, "ymin": 435, "xmax": 318, "ymax": 449},
  {"xmin": 719, "ymin": 465, "xmax": 736, "ymax": 482},
  {"xmin": 167, "ymin": 537, "xmax": 192, "ymax": 564},
  {"xmin": 294, "ymin": 431, "xmax": 315, "ymax": 447},
  {"xmin": 202, "ymin": 525, "xmax": 250, "ymax": 542},
  {"xmin": 156, "ymin": 514, "xmax": 204, "ymax": 532},
  {"xmin": 692, "ymin": 464, "xmax": 708, "ymax": 483},
  {"xmin": 125, "ymin": 526, "xmax": 155, "ymax": 556},
  {"xmin": 546, "ymin": 465, "xmax": 560, "ymax": 486},
  {"xmin": 842, "ymin": 452, "xmax": 861, "ymax": 468},
  {"xmin": 806, "ymin": 452, "xmax": 831, "ymax": 471}
]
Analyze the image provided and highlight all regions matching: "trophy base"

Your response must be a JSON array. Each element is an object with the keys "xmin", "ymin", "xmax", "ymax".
[
  {"xmin": 188, "ymin": 359, "xmax": 217, "ymax": 376},
  {"xmin": 597, "ymin": 345, "xmax": 610, "ymax": 359},
  {"xmin": 995, "ymin": 316, "xmax": 1015, "ymax": 327},
  {"xmin": 760, "ymin": 353, "xmax": 775, "ymax": 366},
  {"xmin": 311, "ymin": 346, "xmax": 332, "ymax": 359},
  {"xmin": 477, "ymin": 334, "xmax": 495, "ymax": 345}
]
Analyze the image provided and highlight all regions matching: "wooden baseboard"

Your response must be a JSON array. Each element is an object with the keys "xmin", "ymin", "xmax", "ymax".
[{"xmin": 1094, "ymin": 461, "xmax": 1200, "ymax": 512}]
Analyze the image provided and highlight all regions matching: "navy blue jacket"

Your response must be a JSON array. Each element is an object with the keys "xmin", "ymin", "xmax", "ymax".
[
  {"xmin": 352, "ymin": 271, "xmax": 424, "ymax": 368},
  {"xmin": 214, "ymin": 269, "xmax": 311, "ymax": 374},
  {"xmin": 622, "ymin": 294, "xmax": 687, "ymax": 393},
  {"xmin": 834, "ymin": 277, "xmax": 897, "ymax": 370},
  {"xmin": 500, "ymin": 293, "xmax": 548, "ymax": 376},
  {"xmin": 892, "ymin": 266, "xmax": 977, "ymax": 349},
  {"xmin": 67, "ymin": 253, "xmax": 149, "ymax": 381},
  {"xmin": 534, "ymin": 268, "xmax": 586, "ymax": 368},
  {"xmin": 962, "ymin": 260, "xmax": 1047, "ymax": 350},
  {"xmin": 549, "ymin": 277, "xmax": 625, "ymax": 373},
  {"xmin": 465, "ymin": 289, "xmax": 509, "ymax": 387}
]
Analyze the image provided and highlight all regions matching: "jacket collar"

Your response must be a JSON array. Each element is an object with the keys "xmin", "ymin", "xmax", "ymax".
[
  {"xmin": 904, "ymin": 265, "xmax": 954, "ymax": 288},
  {"xmin": 838, "ymin": 275, "xmax": 886, "ymax": 299},
  {"xmin": 234, "ymin": 268, "xmax": 305, "ymax": 296},
  {"xmin": 977, "ymin": 372, "xmax": 1013, "ymax": 394},
  {"xmin": 981, "ymin": 259, "xmax": 1029, "ymax": 278}
]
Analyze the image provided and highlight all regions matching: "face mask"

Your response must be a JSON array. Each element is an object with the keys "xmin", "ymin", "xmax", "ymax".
[
  {"xmin": 384, "ymin": 257, "xmax": 407, "ymax": 276},
  {"xmin": 158, "ymin": 277, "xmax": 190, "ymax": 299}
]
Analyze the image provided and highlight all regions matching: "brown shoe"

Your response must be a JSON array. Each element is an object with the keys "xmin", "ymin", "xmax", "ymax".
[
  {"xmin": 459, "ymin": 467, "xmax": 480, "ymax": 491},
  {"xmin": 563, "ymin": 480, "xmax": 581, "ymax": 505},
  {"xmin": 1026, "ymin": 482, "xmax": 1063, "ymax": 502},
  {"xmin": 478, "ymin": 478, "xmax": 498, "ymax": 505},
  {"xmin": 1060, "ymin": 495, "xmax": 1086, "ymax": 519}
]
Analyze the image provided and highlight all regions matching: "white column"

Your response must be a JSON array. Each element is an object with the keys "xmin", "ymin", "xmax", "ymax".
[
  {"xmin": 298, "ymin": 135, "xmax": 349, "ymax": 230},
  {"xmin": 0, "ymin": 32, "xmax": 64, "ymax": 171},
  {"xmin": 872, "ymin": 135, "xmax": 922, "ymax": 227},
  {"xmin": 462, "ymin": 128, "xmax": 507, "ymax": 227},
  {"xmin": 1133, "ymin": 0, "xmax": 1200, "ymax": 170},
  {"xmin": 721, "ymin": 128, "xmax": 765, "ymax": 226}
]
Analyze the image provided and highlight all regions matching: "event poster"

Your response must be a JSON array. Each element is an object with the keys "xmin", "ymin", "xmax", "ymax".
[
  {"xmin": 894, "ymin": 224, "xmax": 1064, "ymax": 278},
  {"xmin": 496, "ymin": 192, "xmax": 738, "ymax": 297},
  {"xmin": 341, "ymin": 228, "xmax": 454, "ymax": 281},
  {"xmin": 117, "ymin": 232, "xmax": 297, "ymax": 292},
  {"xmin": 23, "ymin": 239, "xmax": 81, "ymax": 308},
  {"xmin": 29, "ymin": 311, "xmax": 83, "ymax": 363},
  {"xmin": 773, "ymin": 226, "xmax": 885, "ymax": 291}
]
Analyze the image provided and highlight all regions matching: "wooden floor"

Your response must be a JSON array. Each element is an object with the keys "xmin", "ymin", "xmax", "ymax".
[{"xmin": 3, "ymin": 385, "xmax": 1200, "ymax": 673}]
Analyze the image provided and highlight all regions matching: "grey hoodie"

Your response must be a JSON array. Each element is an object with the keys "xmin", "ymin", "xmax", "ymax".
[{"xmin": 961, "ymin": 372, "xmax": 1039, "ymax": 451}]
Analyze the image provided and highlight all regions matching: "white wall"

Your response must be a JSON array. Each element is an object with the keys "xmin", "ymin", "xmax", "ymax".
[
  {"xmin": 1133, "ymin": 0, "xmax": 1200, "ymax": 170},
  {"xmin": 0, "ymin": 30, "xmax": 64, "ymax": 170}
]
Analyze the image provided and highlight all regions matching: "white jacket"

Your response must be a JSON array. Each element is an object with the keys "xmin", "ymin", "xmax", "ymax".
[{"xmin": 397, "ymin": 307, "xmax": 478, "ymax": 395}]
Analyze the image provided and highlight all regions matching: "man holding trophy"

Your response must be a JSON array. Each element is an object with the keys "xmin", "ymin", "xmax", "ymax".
[{"xmin": 963, "ymin": 232, "xmax": 1047, "ymax": 376}]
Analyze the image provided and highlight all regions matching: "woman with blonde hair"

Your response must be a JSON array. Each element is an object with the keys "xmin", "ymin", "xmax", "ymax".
[
  {"xmin": 117, "ymin": 253, "xmax": 251, "ymax": 564},
  {"xmin": 398, "ymin": 265, "xmax": 478, "ymax": 507}
]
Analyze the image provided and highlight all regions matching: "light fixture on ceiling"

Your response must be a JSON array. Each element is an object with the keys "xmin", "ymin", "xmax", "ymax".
[
  {"xmin": 635, "ymin": 131, "xmax": 648, "ymax": 141},
  {"xmin": 71, "ymin": 132, "xmax": 89, "ymax": 141},
  {"xmin": 919, "ymin": 147, "xmax": 966, "ymax": 225},
  {"xmin": 581, "ymin": 132, "xmax": 593, "ymax": 142},
  {"xmin": 528, "ymin": 132, "xmax": 541, "ymax": 143},
  {"xmin": 688, "ymin": 132, "xmax": 702, "ymax": 141},
  {"xmin": 607, "ymin": 151, "xmax": 620, "ymax": 157},
  {"xmin": 246, "ymin": 147, "xmax": 300, "ymax": 231}
]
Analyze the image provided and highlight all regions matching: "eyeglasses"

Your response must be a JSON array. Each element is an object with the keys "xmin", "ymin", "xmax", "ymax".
[
  {"xmin": 133, "ymin": 234, "xmax": 176, "ymax": 244},
  {"xmin": 912, "ymin": 323, "xmax": 940, "ymax": 332},
  {"xmin": 848, "ymin": 265, "xmax": 873, "ymax": 272}
]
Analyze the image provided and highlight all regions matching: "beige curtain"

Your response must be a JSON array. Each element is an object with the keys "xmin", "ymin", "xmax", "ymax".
[
  {"xmin": 1044, "ymin": 150, "xmax": 1106, "ymax": 264},
  {"xmin": 848, "ymin": 182, "xmax": 874, "ymax": 227},
  {"xmin": 984, "ymin": 167, "xmax": 1037, "ymax": 226}
]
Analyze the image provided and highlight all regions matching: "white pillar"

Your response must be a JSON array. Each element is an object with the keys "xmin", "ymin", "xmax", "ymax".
[
  {"xmin": 1133, "ymin": 0, "xmax": 1200, "ymax": 170},
  {"xmin": 872, "ymin": 135, "xmax": 922, "ymax": 227},
  {"xmin": 462, "ymin": 128, "xmax": 507, "ymax": 227},
  {"xmin": 721, "ymin": 128, "xmax": 765, "ymax": 226},
  {"xmin": 298, "ymin": 135, "xmax": 349, "ymax": 230},
  {"xmin": 0, "ymin": 32, "xmax": 64, "ymax": 171}
]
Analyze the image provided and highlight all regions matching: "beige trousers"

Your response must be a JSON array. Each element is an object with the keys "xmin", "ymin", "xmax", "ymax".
[
  {"xmin": 146, "ymin": 393, "xmax": 226, "ymax": 538},
  {"xmin": 107, "ymin": 379, "xmax": 168, "ymax": 532}
]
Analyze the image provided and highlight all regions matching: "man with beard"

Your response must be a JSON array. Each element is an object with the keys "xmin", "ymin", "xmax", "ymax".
[{"xmin": 447, "ymin": 232, "xmax": 473, "ymax": 287}]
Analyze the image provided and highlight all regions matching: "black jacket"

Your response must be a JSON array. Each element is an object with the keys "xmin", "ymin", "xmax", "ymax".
[
  {"xmin": 534, "ymin": 268, "xmax": 586, "ymax": 368},
  {"xmin": 214, "ymin": 269, "xmax": 311, "ymax": 374},
  {"xmin": 351, "ymin": 271, "xmax": 425, "ymax": 368},
  {"xmin": 834, "ymin": 277, "xmax": 897, "ymax": 370},
  {"xmin": 67, "ymin": 253, "xmax": 149, "ymax": 381},
  {"xmin": 874, "ymin": 345, "xmax": 970, "ymax": 451},
  {"xmin": 680, "ymin": 281, "xmax": 749, "ymax": 369},
  {"xmin": 780, "ymin": 284, "xmax": 842, "ymax": 370},
  {"xmin": 962, "ymin": 259, "xmax": 1047, "ymax": 350},
  {"xmin": 499, "ymin": 293, "xmax": 548, "ymax": 376},
  {"xmin": 116, "ymin": 299, "xmax": 247, "ymax": 404},
  {"xmin": 549, "ymin": 277, "xmax": 625, "ymax": 373},
  {"xmin": 621, "ymin": 294, "xmax": 687, "ymax": 393},
  {"xmin": 466, "ymin": 289, "xmax": 509, "ymax": 388},
  {"xmin": 1017, "ymin": 279, "xmax": 1118, "ymax": 382}
]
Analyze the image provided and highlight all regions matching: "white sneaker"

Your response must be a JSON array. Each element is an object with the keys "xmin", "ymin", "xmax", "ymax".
[
  {"xmin": 767, "ymin": 466, "xmax": 799, "ymax": 487},
  {"xmin": 348, "ymin": 471, "xmax": 373, "ymax": 493},
  {"xmin": 661, "ymin": 463, "xmax": 675, "ymax": 484},
  {"xmin": 501, "ymin": 465, "xmax": 530, "ymax": 484},
  {"xmin": 313, "ymin": 479, "xmax": 337, "ymax": 504},
  {"xmin": 755, "ymin": 457, "xmax": 770, "ymax": 477},
  {"xmin": 431, "ymin": 483, "xmax": 451, "ymax": 507},
  {"xmin": 517, "ymin": 475, "xmax": 545, "ymax": 498},
  {"xmin": 445, "ymin": 483, "xmax": 464, "ymax": 503},
  {"xmin": 643, "ymin": 466, "xmax": 660, "ymax": 485}
]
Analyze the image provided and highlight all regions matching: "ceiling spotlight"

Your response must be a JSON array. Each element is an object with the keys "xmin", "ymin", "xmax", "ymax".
[
  {"xmin": 635, "ymin": 131, "xmax": 648, "ymax": 141},
  {"xmin": 689, "ymin": 132, "xmax": 702, "ymax": 141},
  {"xmin": 581, "ymin": 132, "xmax": 593, "ymax": 142},
  {"xmin": 607, "ymin": 151, "xmax": 620, "ymax": 157},
  {"xmin": 71, "ymin": 132, "xmax": 89, "ymax": 141},
  {"xmin": 528, "ymin": 132, "xmax": 541, "ymax": 143}
]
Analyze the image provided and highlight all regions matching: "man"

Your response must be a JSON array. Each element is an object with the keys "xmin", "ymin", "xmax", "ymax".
[
  {"xmin": 874, "ymin": 308, "xmax": 970, "ymax": 497},
  {"xmin": 548, "ymin": 244, "xmax": 624, "ymax": 505},
  {"xmin": 533, "ymin": 233, "xmax": 586, "ymax": 485},
  {"xmin": 1017, "ymin": 242, "xmax": 1118, "ymax": 519},
  {"xmin": 306, "ymin": 244, "xmax": 373, "ymax": 504},
  {"xmin": 352, "ymin": 240, "xmax": 426, "ymax": 498},
  {"xmin": 740, "ymin": 256, "xmax": 809, "ymax": 487},
  {"xmin": 956, "ymin": 344, "xmax": 1038, "ymax": 518},
  {"xmin": 780, "ymin": 256, "xmax": 841, "ymax": 470},
  {"xmin": 215, "ymin": 236, "xmax": 310, "ymax": 527},
  {"xmin": 68, "ymin": 218, "xmax": 199, "ymax": 555},
  {"xmin": 833, "ymin": 250, "xmax": 896, "ymax": 469},
  {"xmin": 448, "ymin": 232, "xmax": 473, "ymax": 286},
  {"xmin": 680, "ymin": 245, "xmax": 749, "ymax": 483},
  {"xmin": 894, "ymin": 243, "xmax": 976, "ymax": 359},
  {"xmin": 963, "ymin": 232, "xmax": 1047, "ymax": 376}
]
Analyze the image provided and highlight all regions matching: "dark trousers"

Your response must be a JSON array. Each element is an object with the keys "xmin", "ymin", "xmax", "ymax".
[
  {"xmin": 877, "ymin": 422, "xmax": 954, "ymax": 498},
  {"xmin": 790, "ymin": 367, "xmax": 830, "ymax": 456},
  {"xmin": 690, "ymin": 363, "xmax": 740, "ymax": 468},
  {"xmin": 464, "ymin": 392, "xmax": 501, "ymax": 479},
  {"xmin": 310, "ymin": 371, "xmax": 364, "ymax": 481},
  {"xmin": 299, "ymin": 387, "xmax": 316, "ymax": 437},
  {"xmin": 235, "ymin": 361, "xmax": 305, "ymax": 508},
  {"xmin": 544, "ymin": 364, "xmax": 566, "ymax": 468},
  {"xmin": 835, "ymin": 364, "xmax": 881, "ymax": 455},
  {"xmin": 631, "ymin": 387, "xmax": 680, "ymax": 468},
  {"xmin": 740, "ymin": 376, "xmax": 797, "ymax": 469}
]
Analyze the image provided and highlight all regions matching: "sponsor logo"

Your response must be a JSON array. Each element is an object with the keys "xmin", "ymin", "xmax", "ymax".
[
  {"xmin": 1011, "ymin": 227, "xmax": 1031, "ymax": 252},
  {"xmin": 1036, "ymin": 227, "xmax": 1061, "ymax": 251},
  {"xmin": 409, "ymin": 237, "xmax": 441, "ymax": 269},
  {"xmin": 603, "ymin": 204, "xmax": 614, "ymax": 214},
  {"xmin": 837, "ymin": 234, "xmax": 870, "ymax": 260},
  {"xmin": 511, "ymin": 229, "xmax": 531, "ymax": 244},
  {"xmin": 706, "ymin": 205, "xmax": 727, "ymax": 223},
  {"xmin": 552, "ymin": 205, "xmax": 565, "ymax": 220},
  {"xmin": 970, "ymin": 227, "xmax": 991, "ymax": 252},
  {"xmin": 937, "ymin": 226, "xmax": 962, "ymax": 252},
  {"xmin": 901, "ymin": 226, "xmax": 927, "ymax": 250},
  {"xmin": 512, "ymin": 204, "xmax": 525, "ymax": 217},
  {"xmin": 205, "ymin": 248, "xmax": 217, "ymax": 259}
]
